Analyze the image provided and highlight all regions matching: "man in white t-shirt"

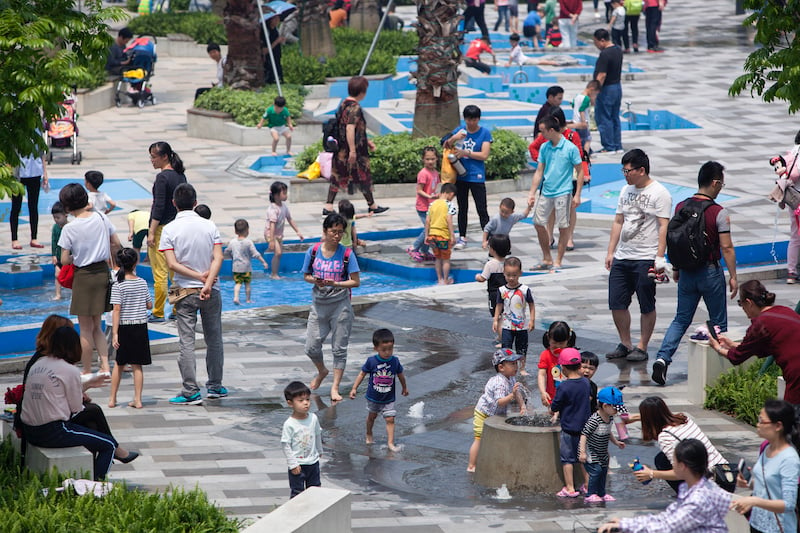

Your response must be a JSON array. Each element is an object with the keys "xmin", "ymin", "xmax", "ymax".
[
  {"xmin": 159, "ymin": 183, "xmax": 226, "ymax": 405},
  {"xmin": 604, "ymin": 149, "xmax": 671, "ymax": 362}
]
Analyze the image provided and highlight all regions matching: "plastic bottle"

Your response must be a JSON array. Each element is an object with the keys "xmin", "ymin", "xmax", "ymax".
[
  {"xmin": 630, "ymin": 457, "xmax": 652, "ymax": 485},
  {"xmin": 455, "ymin": 129, "xmax": 467, "ymax": 150},
  {"xmin": 448, "ymin": 153, "xmax": 467, "ymax": 177},
  {"xmin": 615, "ymin": 412, "xmax": 629, "ymax": 441}
]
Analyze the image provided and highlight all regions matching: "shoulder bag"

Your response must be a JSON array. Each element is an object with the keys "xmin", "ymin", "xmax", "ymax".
[{"xmin": 663, "ymin": 428, "xmax": 738, "ymax": 493}]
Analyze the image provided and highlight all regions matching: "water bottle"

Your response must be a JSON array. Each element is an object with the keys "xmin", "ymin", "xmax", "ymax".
[
  {"xmin": 630, "ymin": 457, "xmax": 652, "ymax": 485},
  {"xmin": 455, "ymin": 129, "xmax": 467, "ymax": 151},
  {"xmin": 448, "ymin": 153, "xmax": 467, "ymax": 177},
  {"xmin": 615, "ymin": 412, "xmax": 629, "ymax": 441}
]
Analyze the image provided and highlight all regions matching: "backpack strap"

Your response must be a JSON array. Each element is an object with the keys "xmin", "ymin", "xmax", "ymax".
[
  {"xmin": 307, "ymin": 242, "xmax": 352, "ymax": 282},
  {"xmin": 306, "ymin": 242, "xmax": 322, "ymax": 275}
]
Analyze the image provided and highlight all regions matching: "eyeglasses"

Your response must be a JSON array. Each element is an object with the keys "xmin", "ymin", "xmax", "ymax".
[
  {"xmin": 715, "ymin": 180, "xmax": 725, "ymax": 188},
  {"xmin": 757, "ymin": 418, "xmax": 775, "ymax": 425},
  {"xmin": 327, "ymin": 229, "xmax": 344, "ymax": 235},
  {"xmin": 622, "ymin": 166, "xmax": 641, "ymax": 176}
]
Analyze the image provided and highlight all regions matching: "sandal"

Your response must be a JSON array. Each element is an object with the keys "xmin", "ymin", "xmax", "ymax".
[{"xmin": 530, "ymin": 262, "xmax": 553, "ymax": 271}]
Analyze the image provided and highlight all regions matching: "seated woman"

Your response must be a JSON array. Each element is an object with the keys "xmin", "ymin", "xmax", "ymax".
[
  {"xmin": 20, "ymin": 321, "xmax": 138, "ymax": 480},
  {"xmin": 599, "ymin": 438, "xmax": 733, "ymax": 533}
]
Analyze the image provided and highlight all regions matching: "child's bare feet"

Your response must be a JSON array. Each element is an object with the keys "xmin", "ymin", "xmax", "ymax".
[
  {"xmin": 245, "ymin": 299, "xmax": 252, "ymax": 303},
  {"xmin": 233, "ymin": 299, "xmax": 240, "ymax": 305},
  {"xmin": 388, "ymin": 443, "xmax": 401, "ymax": 452},
  {"xmin": 366, "ymin": 434, "xmax": 374, "ymax": 444},
  {"xmin": 466, "ymin": 465, "xmax": 476, "ymax": 473},
  {"xmin": 309, "ymin": 369, "xmax": 329, "ymax": 390},
  {"xmin": 270, "ymin": 275, "xmax": 281, "ymax": 280},
  {"xmin": 108, "ymin": 400, "xmax": 117, "ymax": 408},
  {"xmin": 330, "ymin": 390, "xmax": 343, "ymax": 402},
  {"xmin": 271, "ymin": 151, "xmax": 278, "ymax": 156},
  {"xmin": 128, "ymin": 401, "xmax": 143, "ymax": 409},
  {"xmin": 53, "ymin": 294, "xmax": 62, "ymax": 301},
  {"xmin": 520, "ymin": 369, "xmax": 530, "ymax": 376}
]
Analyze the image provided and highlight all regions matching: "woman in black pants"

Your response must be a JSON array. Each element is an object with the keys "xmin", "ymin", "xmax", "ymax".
[{"xmin": 10, "ymin": 152, "xmax": 48, "ymax": 250}]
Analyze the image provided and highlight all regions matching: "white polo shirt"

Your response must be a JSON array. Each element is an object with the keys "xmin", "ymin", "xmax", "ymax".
[{"xmin": 159, "ymin": 210, "xmax": 222, "ymax": 290}]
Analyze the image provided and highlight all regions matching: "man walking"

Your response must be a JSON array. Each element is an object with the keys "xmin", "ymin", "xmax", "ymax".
[
  {"xmin": 605, "ymin": 149, "xmax": 671, "ymax": 362},
  {"xmin": 593, "ymin": 29, "xmax": 624, "ymax": 153},
  {"xmin": 160, "ymin": 183, "xmax": 226, "ymax": 405},
  {"xmin": 651, "ymin": 162, "xmax": 737, "ymax": 385}
]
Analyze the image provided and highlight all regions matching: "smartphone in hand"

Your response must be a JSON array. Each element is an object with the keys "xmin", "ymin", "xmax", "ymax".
[
  {"xmin": 706, "ymin": 320, "xmax": 719, "ymax": 342},
  {"xmin": 738, "ymin": 458, "xmax": 751, "ymax": 482}
]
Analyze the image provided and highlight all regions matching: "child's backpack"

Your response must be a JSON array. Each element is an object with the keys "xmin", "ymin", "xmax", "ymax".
[{"xmin": 666, "ymin": 198, "xmax": 714, "ymax": 271}]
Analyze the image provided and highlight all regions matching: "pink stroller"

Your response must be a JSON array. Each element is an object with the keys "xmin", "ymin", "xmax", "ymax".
[{"xmin": 45, "ymin": 90, "xmax": 82, "ymax": 165}]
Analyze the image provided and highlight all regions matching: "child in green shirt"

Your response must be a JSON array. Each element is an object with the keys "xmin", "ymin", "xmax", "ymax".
[{"xmin": 257, "ymin": 96, "xmax": 294, "ymax": 156}]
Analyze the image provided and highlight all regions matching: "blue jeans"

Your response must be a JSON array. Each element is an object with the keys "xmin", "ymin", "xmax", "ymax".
[
  {"xmin": 656, "ymin": 265, "xmax": 728, "ymax": 365},
  {"xmin": 501, "ymin": 328, "xmax": 529, "ymax": 356},
  {"xmin": 175, "ymin": 289, "xmax": 225, "ymax": 396},
  {"xmin": 596, "ymin": 82, "xmax": 622, "ymax": 152},
  {"xmin": 584, "ymin": 461, "xmax": 608, "ymax": 497},
  {"xmin": 494, "ymin": 5, "xmax": 509, "ymax": 31},
  {"xmin": 24, "ymin": 420, "xmax": 117, "ymax": 480},
  {"xmin": 412, "ymin": 210, "xmax": 430, "ymax": 254}
]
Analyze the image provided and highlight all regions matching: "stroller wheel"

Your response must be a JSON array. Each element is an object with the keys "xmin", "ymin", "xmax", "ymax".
[
  {"xmin": 71, "ymin": 154, "xmax": 77, "ymax": 165},
  {"xmin": 115, "ymin": 96, "xmax": 121, "ymax": 108},
  {"xmin": 151, "ymin": 96, "xmax": 157, "ymax": 106},
  {"xmin": 137, "ymin": 98, "xmax": 145, "ymax": 109},
  {"xmin": 46, "ymin": 151, "xmax": 53, "ymax": 164},
  {"xmin": 76, "ymin": 152, "xmax": 82, "ymax": 164}
]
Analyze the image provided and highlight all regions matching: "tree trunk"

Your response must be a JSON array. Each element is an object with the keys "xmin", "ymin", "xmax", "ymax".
[
  {"xmin": 349, "ymin": 0, "xmax": 381, "ymax": 32},
  {"xmin": 412, "ymin": 0, "xmax": 463, "ymax": 139},
  {"xmin": 299, "ymin": 0, "xmax": 336, "ymax": 59},
  {"xmin": 224, "ymin": 0, "xmax": 265, "ymax": 90}
]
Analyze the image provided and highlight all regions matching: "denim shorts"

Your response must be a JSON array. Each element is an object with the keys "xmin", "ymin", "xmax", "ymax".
[
  {"xmin": 559, "ymin": 431, "xmax": 581, "ymax": 464},
  {"xmin": 608, "ymin": 258, "xmax": 656, "ymax": 314},
  {"xmin": 366, "ymin": 399, "xmax": 396, "ymax": 418}
]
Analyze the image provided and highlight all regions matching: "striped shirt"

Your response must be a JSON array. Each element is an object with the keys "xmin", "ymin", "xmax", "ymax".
[
  {"xmin": 658, "ymin": 418, "xmax": 726, "ymax": 469},
  {"xmin": 582, "ymin": 412, "xmax": 613, "ymax": 466},
  {"xmin": 109, "ymin": 277, "xmax": 151, "ymax": 324}
]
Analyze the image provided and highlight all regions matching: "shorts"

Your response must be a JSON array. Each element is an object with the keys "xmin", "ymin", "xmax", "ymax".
[
  {"xmin": 509, "ymin": 3, "xmax": 519, "ymax": 16},
  {"xmin": 534, "ymin": 193, "xmax": 571, "ymax": 228},
  {"xmin": 271, "ymin": 125, "xmax": 291, "ymax": 136},
  {"xmin": 427, "ymin": 236, "xmax": 452, "ymax": 260},
  {"xmin": 522, "ymin": 26, "xmax": 537, "ymax": 38},
  {"xmin": 473, "ymin": 409, "xmax": 489, "ymax": 439},
  {"xmin": 559, "ymin": 431, "xmax": 581, "ymax": 463},
  {"xmin": 577, "ymin": 128, "xmax": 591, "ymax": 145},
  {"xmin": 233, "ymin": 272, "xmax": 252, "ymax": 284},
  {"xmin": 608, "ymin": 258, "xmax": 656, "ymax": 314},
  {"xmin": 131, "ymin": 229, "xmax": 148, "ymax": 249},
  {"xmin": 366, "ymin": 399, "xmax": 396, "ymax": 418}
]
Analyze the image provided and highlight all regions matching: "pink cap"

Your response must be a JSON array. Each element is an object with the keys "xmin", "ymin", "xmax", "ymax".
[{"xmin": 557, "ymin": 347, "xmax": 581, "ymax": 366}]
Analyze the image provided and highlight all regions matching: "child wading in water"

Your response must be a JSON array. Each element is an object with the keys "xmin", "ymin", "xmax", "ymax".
[
  {"xmin": 109, "ymin": 247, "xmax": 152, "ymax": 409},
  {"xmin": 580, "ymin": 386, "xmax": 626, "ymax": 502},
  {"xmin": 265, "ymin": 181, "xmax": 303, "ymax": 279},
  {"xmin": 475, "ymin": 234, "xmax": 511, "ymax": 347},
  {"xmin": 337, "ymin": 199, "xmax": 370, "ymax": 251},
  {"xmin": 225, "ymin": 219, "xmax": 268, "ymax": 304}
]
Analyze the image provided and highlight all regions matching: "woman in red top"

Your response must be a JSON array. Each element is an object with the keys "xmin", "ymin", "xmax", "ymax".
[{"xmin": 708, "ymin": 280, "xmax": 800, "ymax": 405}]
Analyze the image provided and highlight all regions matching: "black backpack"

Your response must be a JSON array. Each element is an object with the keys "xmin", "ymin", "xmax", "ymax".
[
  {"xmin": 322, "ymin": 103, "xmax": 346, "ymax": 153},
  {"xmin": 666, "ymin": 197, "xmax": 714, "ymax": 270}
]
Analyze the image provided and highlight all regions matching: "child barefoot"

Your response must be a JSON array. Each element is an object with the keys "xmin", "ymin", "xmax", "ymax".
[
  {"xmin": 265, "ymin": 181, "xmax": 303, "ymax": 279},
  {"xmin": 476, "ymin": 234, "xmax": 511, "ymax": 348},
  {"xmin": 407, "ymin": 146, "xmax": 440, "ymax": 262},
  {"xmin": 225, "ymin": 219, "xmax": 268, "ymax": 304},
  {"xmin": 337, "ymin": 199, "xmax": 370, "ymax": 251},
  {"xmin": 50, "ymin": 202, "xmax": 68, "ymax": 300},
  {"xmin": 109, "ymin": 248, "xmax": 152, "ymax": 409}
]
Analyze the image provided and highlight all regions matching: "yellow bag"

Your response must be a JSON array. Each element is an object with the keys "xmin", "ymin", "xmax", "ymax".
[
  {"xmin": 297, "ymin": 160, "xmax": 321, "ymax": 180},
  {"xmin": 441, "ymin": 148, "xmax": 457, "ymax": 184}
]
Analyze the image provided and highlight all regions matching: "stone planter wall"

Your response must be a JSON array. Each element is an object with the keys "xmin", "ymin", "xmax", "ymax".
[
  {"xmin": 186, "ymin": 108, "xmax": 322, "ymax": 146},
  {"xmin": 76, "ymin": 83, "xmax": 116, "ymax": 116}
]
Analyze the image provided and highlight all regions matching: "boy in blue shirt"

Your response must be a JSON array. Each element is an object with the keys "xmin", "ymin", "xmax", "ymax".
[{"xmin": 350, "ymin": 328, "xmax": 409, "ymax": 451}]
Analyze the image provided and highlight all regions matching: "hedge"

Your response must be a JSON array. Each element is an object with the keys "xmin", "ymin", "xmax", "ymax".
[{"xmin": 194, "ymin": 86, "xmax": 306, "ymax": 127}]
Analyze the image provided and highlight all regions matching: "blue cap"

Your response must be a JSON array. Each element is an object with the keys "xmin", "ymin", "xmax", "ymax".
[{"xmin": 597, "ymin": 386, "xmax": 623, "ymax": 406}]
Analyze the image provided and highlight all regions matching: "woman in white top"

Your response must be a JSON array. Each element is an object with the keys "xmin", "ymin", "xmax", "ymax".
[{"xmin": 57, "ymin": 183, "xmax": 121, "ymax": 374}]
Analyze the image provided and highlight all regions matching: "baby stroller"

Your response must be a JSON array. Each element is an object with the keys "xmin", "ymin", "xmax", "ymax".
[
  {"xmin": 115, "ymin": 35, "xmax": 157, "ymax": 108},
  {"xmin": 45, "ymin": 89, "xmax": 82, "ymax": 165}
]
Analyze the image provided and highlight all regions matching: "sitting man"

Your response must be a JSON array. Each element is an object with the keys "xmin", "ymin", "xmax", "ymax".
[
  {"xmin": 105, "ymin": 27, "xmax": 133, "ymax": 77},
  {"xmin": 194, "ymin": 43, "xmax": 227, "ymax": 101}
]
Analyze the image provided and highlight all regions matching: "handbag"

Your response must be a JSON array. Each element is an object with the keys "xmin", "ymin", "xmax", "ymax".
[
  {"xmin": 56, "ymin": 263, "xmax": 75, "ymax": 289},
  {"xmin": 441, "ymin": 148, "xmax": 457, "ymax": 184},
  {"xmin": 663, "ymin": 429, "xmax": 738, "ymax": 493},
  {"xmin": 783, "ymin": 185, "xmax": 800, "ymax": 211}
]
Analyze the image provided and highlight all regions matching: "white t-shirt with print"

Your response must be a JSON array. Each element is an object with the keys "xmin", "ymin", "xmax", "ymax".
[{"xmin": 614, "ymin": 179, "xmax": 672, "ymax": 260}]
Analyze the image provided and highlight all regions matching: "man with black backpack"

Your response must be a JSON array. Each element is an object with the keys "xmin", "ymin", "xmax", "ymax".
[{"xmin": 651, "ymin": 161, "xmax": 738, "ymax": 385}]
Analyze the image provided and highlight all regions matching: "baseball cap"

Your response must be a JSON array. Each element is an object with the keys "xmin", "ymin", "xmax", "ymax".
[
  {"xmin": 557, "ymin": 347, "xmax": 581, "ymax": 366},
  {"xmin": 597, "ymin": 386, "xmax": 624, "ymax": 406},
  {"xmin": 492, "ymin": 348, "xmax": 520, "ymax": 366}
]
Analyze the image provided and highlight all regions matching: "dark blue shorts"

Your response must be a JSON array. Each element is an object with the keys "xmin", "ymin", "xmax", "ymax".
[
  {"xmin": 559, "ymin": 431, "xmax": 581, "ymax": 464},
  {"xmin": 608, "ymin": 258, "xmax": 656, "ymax": 314}
]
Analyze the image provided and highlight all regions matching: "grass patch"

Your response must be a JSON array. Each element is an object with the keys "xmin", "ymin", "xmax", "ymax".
[{"xmin": 704, "ymin": 360, "xmax": 780, "ymax": 426}]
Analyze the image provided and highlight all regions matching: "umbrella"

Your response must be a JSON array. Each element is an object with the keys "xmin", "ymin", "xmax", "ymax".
[{"xmin": 262, "ymin": 0, "xmax": 297, "ymax": 21}]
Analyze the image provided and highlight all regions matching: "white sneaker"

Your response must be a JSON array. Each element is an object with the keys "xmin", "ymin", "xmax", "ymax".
[{"xmin": 454, "ymin": 237, "xmax": 467, "ymax": 250}]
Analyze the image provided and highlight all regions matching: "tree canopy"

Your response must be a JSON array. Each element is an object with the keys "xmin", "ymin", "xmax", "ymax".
[
  {"xmin": 0, "ymin": 0, "xmax": 123, "ymax": 198},
  {"xmin": 729, "ymin": 0, "xmax": 800, "ymax": 113}
]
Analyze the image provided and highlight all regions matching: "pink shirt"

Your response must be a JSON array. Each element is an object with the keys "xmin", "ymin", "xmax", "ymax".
[
  {"xmin": 415, "ymin": 168, "xmax": 440, "ymax": 212},
  {"xmin": 21, "ymin": 356, "xmax": 84, "ymax": 427}
]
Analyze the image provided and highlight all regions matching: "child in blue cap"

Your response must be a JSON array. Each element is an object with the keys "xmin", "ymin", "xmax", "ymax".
[{"xmin": 579, "ymin": 386, "xmax": 627, "ymax": 502}]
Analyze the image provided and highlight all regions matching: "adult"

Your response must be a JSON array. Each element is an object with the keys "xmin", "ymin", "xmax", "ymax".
[
  {"xmin": 303, "ymin": 213, "xmax": 361, "ymax": 402},
  {"xmin": 263, "ymin": 16, "xmax": 285, "ymax": 85},
  {"xmin": 20, "ymin": 325, "xmax": 138, "ymax": 480},
  {"xmin": 443, "ymin": 104, "xmax": 492, "ymax": 250},
  {"xmin": 557, "ymin": 0, "xmax": 581, "ymax": 48},
  {"xmin": 631, "ymin": 397, "xmax": 729, "ymax": 493},
  {"xmin": 644, "ymin": 0, "xmax": 664, "ymax": 52},
  {"xmin": 599, "ymin": 438, "xmax": 732, "ymax": 533},
  {"xmin": 593, "ymin": 28, "xmax": 624, "ymax": 154},
  {"xmin": 651, "ymin": 162, "xmax": 738, "ymax": 385},
  {"xmin": 105, "ymin": 27, "xmax": 133, "ymax": 77},
  {"xmin": 329, "ymin": 0, "xmax": 348, "ymax": 27},
  {"xmin": 159, "ymin": 183, "xmax": 226, "ymax": 405},
  {"xmin": 146, "ymin": 141, "xmax": 187, "ymax": 323},
  {"xmin": 323, "ymin": 76, "xmax": 389, "ymax": 217},
  {"xmin": 731, "ymin": 400, "xmax": 800, "ymax": 533},
  {"xmin": 623, "ymin": 0, "xmax": 642, "ymax": 53},
  {"xmin": 58, "ymin": 183, "xmax": 121, "ymax": 374},
  {"xmin": 193, "ymin": 43, "xmax": 227, "ymax": 101},
  {"xmin": 709, "ymin": 280, "xmax": 800, "ymax": 405},
  {"xmin": 528, "ymin": 115, "xmax": 583, "ymax": 271},
  {"xmin": 463, "ymin": 36, "xmax": 496, "ymax": 75},
  {"xmin": 533, "ymin": 85, "xmax": 564, "ymax": 137},
  {"xmin": 605, "ymin": 149, "xmax": 671, "ymax": 361},
  {"xmin": 463, "ymin": 0, "xmax": 489, "ymax": 38},
  {"xmin": 774, "ymin": 129, "xmax": 800, "ymax": 283},
  {"xmin": 10, "ymin": 149, "xmax": 48, "ymax": 250}
]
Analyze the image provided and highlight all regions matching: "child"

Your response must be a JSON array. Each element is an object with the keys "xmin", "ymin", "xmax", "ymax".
[
  {"xmin": 482, "ymin": 197, "xmax": 534, "ymax": 249},
  {"xmin": 225, "ymin": 219, "xmax": 268, "ymax": 304},
  {"xmin": 194, "ymin": 204, "xmax": 212, "ymax": 219},
  {"xmin": 571, "ymin": 80, "xmax": 601, "ymax": 156},
  {"xmin": 549, "ymin": 347, "xmax": 591, "ymax": 497},
  {"xmin": 265, "ymin": 181, "xmax": 303, "ymax": 279},
  {"xmin": 50, "ymin": 202, "xmax": 68, "ymax": 300},
  {"xmin": 109, "ymin": 247, "xmax": 153, "ymax": 409},
  {"xmin": 581, "ymin": 351, "xmax": 600, "ymax": 412},
  {"xmin": 127, "ymin": 209, "xmax": 150, "ymax": 260},
  {"xmin": 607, "ymin": 0, "xmax": 626, "ymax": 48},
  {"xmin": 467, "ymin": 349, "xmax": 526, "ymax": 472},
  {"xmin": 424, "ymin": 182, "xmax": 458, "ymax": 284},
  {"xmin": 257, "ymin": 96, "xmax": 294, "ymax": 156},
  {"xmin": 537, "ymin": 321, "xmax": 577, "ymax": 406},
  {"xmin": 84, "ymin": 170, "xmax": 116, "ymax": 214},
  {"xmin": 338, "ymin": 199, "xmax": 369, "ymax": 252},
  {"xmin": 493, "ymin": 257, "xmax": 535, "ymax": 376},
  {"xmin": 475, "ymin": 234, "xmax": 511, "ymax": 346},
  {"xmin": 579, "ymin": 386, "xmax": 626, "ymax": 502},
  {"xmin": 407, "ymin": 146, "xmax": 440, "ymax": 263},
  {"xmin": 349, "ymin": 328, "xmax": 409, "ymax": 451},
  {"xmin": 545, "ymin": 18, "xmax": 562, "ymax": 48},
  {"xmin": 281, "ymin": 381, "xmax": 323, "ymax": 498}
]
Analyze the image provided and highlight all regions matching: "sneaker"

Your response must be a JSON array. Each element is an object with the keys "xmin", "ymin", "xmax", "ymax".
[
  {"xmin": 410, "ymin": 251, "xmax": 425, "ymax": 263},
  {"xmin": 605, "ymin": 343, "xmax": 631, "ymax": 360},
  {"xmin": 626, "ymin": 347, "xmax": 649, "ymax": 362},
  {"xmin": 169, "ymin": 392, "xmax": 203, "ymax": 405},
  {"xmin": 167, "ymin": 311, "xmax": 177, "ymax": 320},
  {"xmin": 368, "ymin": 205, "xmax": 390, "ymax": 215},
  {"xmin": 454, "ymin": 237, "xmax": 467, "ymax": 250},
  {"xmin": 207, "ymin": 386, "xmax": 229, "ymax": 399},
  {"xmin": 584, "ymin": 494, "xmax": 604, "ymax": 503},
  {"xmin": 602, "ymin": 494, "xmax": 616, "ymax": 502},
  {"xmin": 322, "ymin": 208, "xmax": 335, "ymax": 216},
  {"xmin": 556, "ymin": 487, "xmax": 580, "ymax": 498},
  {"xmin": 652, "ymin": 358, "xmax": 668, "ymax": 385},
  {"xmin": 423, "ymin": 252, "xmax": 436, "ymax": 262},
  {"xmin": 147, "ymin": 314, "xmax": 166, "ymax": 324},
  {"xmin": 648, "ymin": 267, "xmax": 670, "ymax": 284}
]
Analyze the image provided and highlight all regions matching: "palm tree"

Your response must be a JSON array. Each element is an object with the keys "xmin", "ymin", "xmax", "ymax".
[
  {"xmin": 349, "ymin": 0, "xmax": 380, "ymax": 32},
  {"xmin": 299, "ymin": 0, "xmax": 336, "ymax": 59},
  {"xmin": 223, "ymin": 0, "xmax": 265, "ymax": 89},
  {"xmin": 411, "ymin": 0, "xmax": 464, "ymax": 139}
]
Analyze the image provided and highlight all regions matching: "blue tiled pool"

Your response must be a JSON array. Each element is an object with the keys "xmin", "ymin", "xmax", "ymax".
[{"xmin": 249, "ymin": 155, "xmax": 297, "ymax": 176}]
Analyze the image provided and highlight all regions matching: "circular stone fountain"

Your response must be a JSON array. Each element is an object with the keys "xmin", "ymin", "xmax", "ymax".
[{"xmin": 474, "ymin": 414, "xmax": 582, "ymax": 492}]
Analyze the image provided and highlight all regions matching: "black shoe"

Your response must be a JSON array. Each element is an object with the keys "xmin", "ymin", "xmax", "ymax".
[
  {"xmin": 652, "ymin": 358, "xmax": 668, "ymax": 385},
  {"xmin": 369, "ymin": 205, "xmax": 389, "ymax": 215},
  {"xmin": 322, "ymin": 208, "xmax": 335, "ymax": 216},
  {"xmin": 605, "ymin": 343, "xmax": 631, "ymax": 360},
  {"xmin": 626, "ymin": 347, "xmax": 649, "ymax": 362},
  {"xmin": 117, "ymin": 451, "xmax": 139, "ymax": 464}
]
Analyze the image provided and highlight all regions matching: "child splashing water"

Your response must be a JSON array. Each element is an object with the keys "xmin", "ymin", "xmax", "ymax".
[{"xmin": 265, "ymin": 181, "xmax": 304, "ymax": 279}]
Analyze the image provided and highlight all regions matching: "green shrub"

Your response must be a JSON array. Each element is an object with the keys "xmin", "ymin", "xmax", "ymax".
[
  {"xmin": 704, "ymin": 361, "xmax": 781, "ymax": 426},
  {"xmin": 127, "ymin": 12, "xmax": 226, "ymax": 44},
  {"xmin": 282, "ymin": 47, "xmax": 329, "ymax": 85},
  {"xmin": 63, "ymin": 60, "xmax": 108, "ymax": 91},
  {"xmin": 194, "ymin": 86, "xmax": 307, "ymax": 127},
  {"xmin": 170, "ymin": 0, "xmax": 190, "ymax": 11},
  {"xmin": 296, "ymin": 130, "xmax": 529, "ymax": 183},
  {"xmin": 126, "ymin": 0, "xmax": 138, "ymax": 12},
  {"xmin": 331, "ymin": 27, "xmax": 418, "ymax": 56},
  {"xmin": 324, "ymin": 47, "xmax": 397, "ymax": 78}
]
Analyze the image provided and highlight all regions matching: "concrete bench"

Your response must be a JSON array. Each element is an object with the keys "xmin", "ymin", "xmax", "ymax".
[
  {"xmin": 2, "ymin": 418, "xmax": 94, "ymax": 477},
  {"xmin": 241, "ymin": 486, "xmax": 350, "ymax": 533},
  {"xmin": 687, "ymin": 327, "xmax": 748, "ymax": 405}
]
